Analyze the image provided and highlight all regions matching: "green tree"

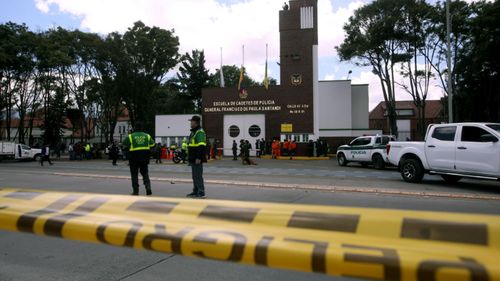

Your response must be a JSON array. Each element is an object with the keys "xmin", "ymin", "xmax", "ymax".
[
  {"xmin": 118, "ymin": 21, "xmax": 180, "ymax": 134},
  {"xmin": 41, "ymin": 88, "xmax": 68, "ymax": 146},
  {"xmin": 177, "ymin": 49, "xmax": 210, "ymax": 113},
  {"xmin": 209, "ymin": 65, "xmax": 259, "ymax": 88},
  {"xmin": 337, "ymin": 0, "xmax": 409, "ymax": 137},
  {"xmin": 397, "ymin": 0, "xmax": 440, "ymax": 139},
  {"xmin": 455, "ymin": 1, "xmax": 500, "ymax": 122}
]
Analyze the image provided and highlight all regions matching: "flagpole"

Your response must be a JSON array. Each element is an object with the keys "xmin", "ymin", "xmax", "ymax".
[
  {"xmin": 220, "ymin": 47, "xmax": 225, "ymax": 88},
  {"xmin": 242, "ymin": 45, "xmax": 245, "ymax": 67},
  {"xmin": 266, "ymin": 43, "xmax": 268, "ymax": 61}
]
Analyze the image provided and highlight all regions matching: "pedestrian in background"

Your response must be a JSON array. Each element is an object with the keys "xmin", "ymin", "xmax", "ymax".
[
  {"xmin": 68, "ymin": 143, "xmax": 75, "ymax": 160},
  {"xmin": 181, "ymin": 139, "xmax": 188, "ymax": 163},
  {"xmin": 242, "ymin": 140, "xmax": 257, "ymax": 165},
  {"xmin": 255, "ymin": 139, "xmax": 260, "ymax": 158},
  {"xmin": 289, "ymin": 140, "xmax": 297, "ymax": 160},
  {"xmin": 283, "ymin": 139, "xmax": 289, "ymax": 157},
  {"xmin": 122, "ymin": 122, "xmax": 155, "ymax": 196},
  {"xmin": 186, "ymin": 116, "xmax": 207, "ymax": 198},
  {"xmin": 109, "ymin": 141, "xmax": 119, "ymax": 166},
  {"xmin": 40, "ymin": 144, "xmax": 53, "ymax": 166},
  {"xmin": 155, "ymin": 143, "xmax": 162, "ymax": 164},
  {"xmin": 307, "ymin": 140, "xmax": 314, "ymax": 157},
  {"xmin": 232, "ymin": 140, "xmax": 238, "ymax": 161}
]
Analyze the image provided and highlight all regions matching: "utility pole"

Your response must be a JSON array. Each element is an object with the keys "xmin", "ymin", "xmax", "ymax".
[{"xmin": 446, "ymin": 0, "xmax": 453, "ymax": 123}]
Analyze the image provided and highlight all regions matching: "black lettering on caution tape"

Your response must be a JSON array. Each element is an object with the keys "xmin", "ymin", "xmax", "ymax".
[
  {"xmin": 127, "ymin": 200, "xmax": 177, "ymax": 214},
  {"xmin": 401, "ymin": 218, "xmax": 488, "ymax": 245},
  {"xmin": 5, "ymin": 190, "xmax": 43, "ymax": 200},
  {"xmin": 285, "ymin": 238, "xmax": 328, "ymax": 273},
  {"xmin": 255, "ymin": 236, "xmax": 274, "ymax": 266},
  {"xmin": 97, "ymin": 220, "xmax": 143, "ymax": 247},
  {"xmin": 192, "ymin": 230, "xmax": 247, "ymax": 261},
  {"xmin": 143, "ymin": 224, "xmax": 193, "ymax": 254},
  {"xmin": 287, "ymin": 211, "xmax": 359, "ymax": 233},
  {"xmin": 43, "ymin": 197, "xmax": 108, "ymax": 237},
  {"xmin": 199, "ymin": 205, "xmax": 259, "ymax": 223},
  {"xmin": 342, "ymin": 244, "xmax": 401, "ymax": 281},
  {"xmin": 17, "ymin": 194, "xmax": 82, "ymax": 233},
  {"xmin": 417, "ymin": 257, "xmax": 489, "ymax": 281}
]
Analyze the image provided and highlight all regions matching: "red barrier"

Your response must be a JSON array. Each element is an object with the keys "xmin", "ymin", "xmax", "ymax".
[{"xmin": 161, "ymin": 148, "xmax": 168, "ymax": 159}]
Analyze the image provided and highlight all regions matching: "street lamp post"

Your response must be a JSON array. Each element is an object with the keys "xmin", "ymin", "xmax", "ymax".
[{"xmin": 446, "ymin": 0, "xmax": 453, "ymax": 123}]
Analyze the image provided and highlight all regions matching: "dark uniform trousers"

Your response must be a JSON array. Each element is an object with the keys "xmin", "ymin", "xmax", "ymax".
[
  {"xmin": 129, "ymin": 151, "xmax": 151, "ymax": 194},
  {"xmin": 191, "ymin": 163, "xmax": 205, "ymax": 195}
]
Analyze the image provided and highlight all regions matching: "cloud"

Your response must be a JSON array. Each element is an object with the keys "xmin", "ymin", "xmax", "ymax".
[
  {"xmin": 33, "ymin": 0, "xmax": 362, "ymax": 82},
  {"xmin": 323, "ymin": 73, "xmax": 336, "ymax": 80},
  {"xmin": 34, "ymin": 0, "xmax": 50, "ymax": 13},
  {"xmin": 317, "ymin": 0, "xmax": 364, "ymax": 57}
]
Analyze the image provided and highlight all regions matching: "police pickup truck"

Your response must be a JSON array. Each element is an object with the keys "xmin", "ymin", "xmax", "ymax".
[
  {"xmin": 0, "ymin": 142, "xmax": 42, "ymax": 161},
  {"xmin": 387, "ymin": 123, "xmax": 500, "ymax": 183},
  {"xmin": 337, "ymin": 135, "xmax": 395, "ymax": 169}
]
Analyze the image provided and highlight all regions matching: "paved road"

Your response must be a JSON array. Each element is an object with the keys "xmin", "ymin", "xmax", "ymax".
[
  {"xmin": 1, "ymin": 160, "xmax": 499, "ymax": 281},
  {"xmin": 1, "ymin": 157, "xmax": 500, "ymax": 196}
]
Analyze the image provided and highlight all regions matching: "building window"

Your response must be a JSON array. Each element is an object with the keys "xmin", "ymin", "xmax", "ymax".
[
  {"xmin": 302, "ymin": 134, "xmax": 309, "ymax": 143},
  {"xmin": 248, "ymin": 125, "xmax": 261, "ymax": 138},
  {"xmin": 300, "ymin": 6, "xmax": 314, "ymax": 29},
  {"xmin": 229, "ymin": 125, "xmax": 240, "ymax": 138}
]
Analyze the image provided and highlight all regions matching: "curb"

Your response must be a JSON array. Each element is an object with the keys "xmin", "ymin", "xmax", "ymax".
[{"xmin": 52, "ymin": 172, "xmax": 500, "ymax": 201}]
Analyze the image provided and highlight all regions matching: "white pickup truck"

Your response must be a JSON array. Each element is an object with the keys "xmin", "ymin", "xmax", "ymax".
[
  {"xmin": 0, "ymin": 142, "xmax": 42, "ymax": 161},
  {"xmin": 387, "ymin": 123, "xmax": 500, "ymax": 183}
]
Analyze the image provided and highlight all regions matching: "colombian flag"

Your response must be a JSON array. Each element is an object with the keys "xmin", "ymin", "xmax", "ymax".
[
  {"xmin": 263, "ymin": 59, "xmax": 269, "ymax": 90},
  {"xmin": 238, "ymin": 66, "xmax": 246, "ymax": 94}
]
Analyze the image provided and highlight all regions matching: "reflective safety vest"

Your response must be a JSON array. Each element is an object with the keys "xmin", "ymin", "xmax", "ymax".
[
  {"xmin": 188, "ymin": 129, "xmax": 206, "ymax": 147},
  {"xmin": 128, "ymin": 132, "xmax": 154, "ymax": 152},
  {"xmin": 85, "ymin": 144, "xmax": 91, "ymax": 152},
  {"xmin": 181, "ymin": 142, "xmax": 188, "ymax": 150}
]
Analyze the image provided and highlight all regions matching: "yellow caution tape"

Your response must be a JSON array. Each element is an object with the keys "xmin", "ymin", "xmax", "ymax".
[{"xmin": 0, "ymin": 188, "xmax": 499, "ymax": 281}]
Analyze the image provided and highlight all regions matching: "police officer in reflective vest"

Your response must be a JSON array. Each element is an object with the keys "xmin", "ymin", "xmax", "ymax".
[
  {"xmin": 122, "ymin": 122, "xmax": 155, "ymax": 196},
  {"xmin": 186, "ymin": 116, "xmax": 207, "ymax": 198},
  {"xmin": 181, "ymin": 139, "xmax": 188, "ymax": 164}
]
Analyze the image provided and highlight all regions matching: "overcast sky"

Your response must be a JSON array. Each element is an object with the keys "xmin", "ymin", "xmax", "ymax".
[{"xmin": 0, "ymin": 0, "xmax": 480, "ymax": 109}]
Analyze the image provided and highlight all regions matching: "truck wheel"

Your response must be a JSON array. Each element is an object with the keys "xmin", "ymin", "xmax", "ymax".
[
  {"xmin": 372, "ymin": 154, "xmax": 385, "ymax": 170},
  {"xmin": 34, "ymin": 154, "xmax": 42, "ymax": 161},
  {"xmin": 400, "ymin": 158, "xmax": 424, "ymax": 183},
  {"xmin": 337, "ymin": 153, "xmax": 348, "ymax": 166},
  {"xmin": 441, "ymin": 175, "xmax": 462, "ymax": 183}
]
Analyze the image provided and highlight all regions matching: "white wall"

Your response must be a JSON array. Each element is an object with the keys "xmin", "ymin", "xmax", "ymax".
[
  {"xmin": 155, "ymin": 114, "xmax": 199, "ymax": 145},
  {"xmin": 351, "ymin": 84, "xmax": 369, "ymax": 129},
  {"xmin": 318, "ymin": 80, "xmax": 352, "ymax": 130},
  {"xmin": 155, "ymin": 115, "xmax": 198, "ymax": 137},
  {"xmin": 113, "ymin": 121, "xmax": 131, "ymax": 141}
]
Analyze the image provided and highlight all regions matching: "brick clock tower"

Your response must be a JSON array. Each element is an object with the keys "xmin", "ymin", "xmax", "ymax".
[{"xmin": 279, "ymin": 0, "xmax": 319, "ymax": 137}]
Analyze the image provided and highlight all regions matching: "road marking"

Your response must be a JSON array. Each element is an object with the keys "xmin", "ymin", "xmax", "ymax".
[{"xmin": 51, "ymin": 172, "xmax": 500, "ymax": 201}]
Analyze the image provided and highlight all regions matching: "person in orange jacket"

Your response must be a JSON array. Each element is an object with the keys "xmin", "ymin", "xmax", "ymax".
[
  {"xmin": 283, "ymin": 139, "xmax": 290, "ymax": 157},
  {"xmin": 289, "ymin": 140, "xmax": 297, "ymax": 159},
  {"xmin": 271, "ymin": 139, "xmax": 280, "ymax": 159}
]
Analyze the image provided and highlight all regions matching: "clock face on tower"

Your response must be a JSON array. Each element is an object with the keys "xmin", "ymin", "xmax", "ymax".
[{"xmin": 290, "ymin": 74, "xmax": 303, "ymax": 86}]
